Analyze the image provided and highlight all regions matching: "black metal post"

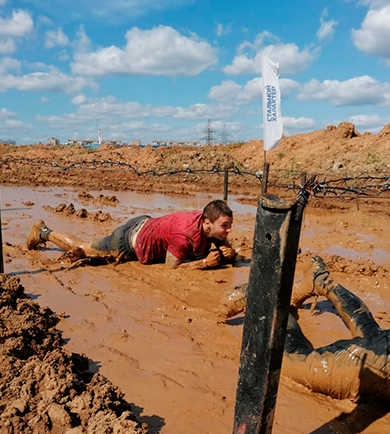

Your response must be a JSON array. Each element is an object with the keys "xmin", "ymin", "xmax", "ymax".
[
  {"xmin": 224, "ymin": 168, "xmax": 229, "ymax": 201},
  {"xmin": 232, "ymin": 193, "xmax": 307, "ymax": 434}
]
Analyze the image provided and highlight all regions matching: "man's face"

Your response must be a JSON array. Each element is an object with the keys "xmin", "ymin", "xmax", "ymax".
[{"xmin": 206, "ymin": 215, "xmax": 233, "ymax": 240}]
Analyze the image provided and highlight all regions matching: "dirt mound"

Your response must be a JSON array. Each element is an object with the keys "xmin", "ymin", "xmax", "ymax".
[
  {"xmin": 78, "ymin": 192, "xmax": 119, "ymax": 207},
  {"xmin": 0, "ymin": 274, "xmax": 147, "ymax": 434},
  {"xmin": 297, "ymin": 251, "xmax": 388, "ymax": 277},
  {"xmin": 379, "ymin": 123, "xmax": 390, "ymax": 137},
  {"xmin": 43, "ymin": 203, "xmax": 113, "ymax": 222},
  {"xmin": 1, "ymin": 122, "xmax": 389, "ymax": 201}
]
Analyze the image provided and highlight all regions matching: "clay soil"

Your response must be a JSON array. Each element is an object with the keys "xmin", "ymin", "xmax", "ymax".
[{"xmin": 1, "ymin": 123, "xmax": 390, "ymax": 433}]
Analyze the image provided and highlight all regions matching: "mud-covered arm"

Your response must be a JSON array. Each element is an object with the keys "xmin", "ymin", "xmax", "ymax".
[{"xmin": 165, "ymin": 250, "xmax": 221, "ymax": 270}]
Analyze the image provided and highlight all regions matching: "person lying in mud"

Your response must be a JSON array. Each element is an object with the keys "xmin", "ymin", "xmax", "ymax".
[
  {"xmin": 219, "ymin": 256, "xmax": 390, "ymax": 401},
  {"xmin": 26, "ymin": 199, "xmax": 237, "ymax": 269}
]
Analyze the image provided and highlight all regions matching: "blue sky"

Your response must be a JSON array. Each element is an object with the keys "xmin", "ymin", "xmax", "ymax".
[{"xmin": 1, "ymin": 0, "xmax": 390, "ymax": 145}]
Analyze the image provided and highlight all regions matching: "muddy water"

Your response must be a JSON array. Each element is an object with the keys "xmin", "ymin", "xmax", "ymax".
[{"xmin": 2, "ymin": 186, "xmax": 390, "ymax": 434}]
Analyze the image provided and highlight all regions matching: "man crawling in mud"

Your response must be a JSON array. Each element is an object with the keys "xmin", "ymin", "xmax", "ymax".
[
  {"xmin": 219, "ymin": 256, "xmax": 390, "ymax": 401},
  {"xmin": 26, "ymin": 199, "xmax": 236, "ymax": 269}
]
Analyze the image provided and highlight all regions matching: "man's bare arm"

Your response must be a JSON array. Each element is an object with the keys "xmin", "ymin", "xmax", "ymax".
[{"xmin": 165, "ymin": 250, "xmax": 221, "ymax": 269}]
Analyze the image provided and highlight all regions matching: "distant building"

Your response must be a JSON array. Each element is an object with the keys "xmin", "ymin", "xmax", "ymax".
[
  {"xmin": 151, "ymin": 140, "xmax": 202, "ymax": 147},
  {"xmin": 103, "ymin": 139, "xmax": 122, "ymax": 146},
  {"xmin": 47, "ymin": 137, "xmax": 60, "ymax": 146},
  {"xmin": 132, "ymin": 140, "xmax": 141, "ymax": 146},
  {"xmin": 67, "ymin": 137, "xmax": 122, "ymax": 147}
]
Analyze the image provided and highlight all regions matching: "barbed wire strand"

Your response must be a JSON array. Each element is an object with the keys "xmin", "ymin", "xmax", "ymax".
[{"xmin": 1, "ymin": 156, "xmax": 390, "ymax": 200}]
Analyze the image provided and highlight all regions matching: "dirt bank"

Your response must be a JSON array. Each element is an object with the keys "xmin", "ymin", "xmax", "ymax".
[{"xmin": 0, "ymin": 273, "xmax": 147, "ymax": 434}]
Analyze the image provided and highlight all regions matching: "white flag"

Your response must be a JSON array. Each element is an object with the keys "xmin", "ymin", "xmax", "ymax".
[{"xmin": 262, "ymin": 57, "xmax": 283, "ymax": 151}]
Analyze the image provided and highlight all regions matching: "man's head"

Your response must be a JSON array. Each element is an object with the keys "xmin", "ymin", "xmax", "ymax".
[{"xmin": 202, "ymin": 200, "xmax": 233, "ymax": 240}]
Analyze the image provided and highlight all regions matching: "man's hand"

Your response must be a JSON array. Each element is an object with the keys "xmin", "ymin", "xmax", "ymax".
[
  {"xmin": 220, "ymin": 246, "xmax": 236, "ymax": 261},
  {"xmin": 205, "ymin": 250, "xmax": 221, "ymax": 268}
]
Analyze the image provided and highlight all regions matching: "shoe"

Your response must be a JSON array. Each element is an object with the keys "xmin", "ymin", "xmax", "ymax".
[
  {"xmin": 218, "ymin": 283, "xmax": 248, "ymax": 319},
  {"xmin": 291, "ymin": 256, "xmax": 330, "ymax": 308},
  {"xmin": 311, "ymin": 255, "xmax": 331, "ymax": 296},
  {"xmin": 26, "ymin": 220, "xmax": 50, "ymax": 250}
]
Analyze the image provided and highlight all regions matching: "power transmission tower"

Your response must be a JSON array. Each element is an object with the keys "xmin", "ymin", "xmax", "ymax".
[
  {"xmin": 220, "ymin": 123, "xmax": 229, "ymax": 146},
  {"xmin": 202, "ymin": 119, "xmax": 216, "ymax": 146}
]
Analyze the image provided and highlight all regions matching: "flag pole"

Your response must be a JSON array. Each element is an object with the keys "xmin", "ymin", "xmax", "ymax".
[{"xmin": 261, "ymin": 149, "xmax": 269, "ymax": 194}]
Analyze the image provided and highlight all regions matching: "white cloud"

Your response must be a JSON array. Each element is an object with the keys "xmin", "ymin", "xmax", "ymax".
[
  {"xmin": 30, "ymin": 0, "xmax": 196, "ymax": 23},
  {"xmin": 40, "ymin": 97, "xmax": 49, "ymax": 103},
  {"xmin": 282, "ymin": 117, "xmax": 317, "ymax": 129},
  {"xmin": 174, "ymin": 103, "xmax": 238, "ymax": 120},
  {"xmin": 352, "ymin": 5, "xmax": 390, "ymax": 65},
  {"xmin": 45, "ymin": 28, "xmax": 70, "ymax": 48},
  {"xmin": 28, "ymin": 0, "xmax": 195, "ymax": 24},
  {"xmin": 0, "ymin": 107, "xmax": 17, "ymax": 117},
  {"xmin": 34, "ymin": 96, "xmax": 240, "ymax": 143},
  {"xmin": 349, "ymin": 114, "xmax": 389, "ymax": 128},
  {"xmin": 357, "ymin": 1, "xmax": 389, "ymax": 7},
  {"xmin": 0, "ymin": 9, "xmax": 33, "ymax": 37},
  {"xmin": 208, "ymin": 77, "xmax": 299, "ymax": 103},
  {"xmin": 152, "ymin": 106, "xmax": 177, "ymax": 117},
  {"xmin": 74, "ymin": 25, "xmax": 91, "ymax": 53},
  {"xmin": 0, "ymin": 37, "xmax": 15, "ymax": 54},
  {"xmin": 0, "ymin": 67, "xmax": 96, "ymax": 93},
  {"xmin": 223, "ymin": 31, "xmax": 319, "ymax": 75},
  {"xmin": 208, "ymin": 80, "xmax": 242, "ymax": 102},
  {"xmin": 0, "ymin": 118, "xmax": 30, "ymax": 130},
  {"xmin": 71, "ymin": 94, "xmax": 87, "ymax": 105},
  {"xmin": 38, "ymin": 15, "xmax": 53, "ymax": 26},
  {"xmin": 216, "ymin": 23, "xmax": 232, "ymax": 37},
  {"xmin": 75, "ymin": 101, "xmax": 152, "ymax": 120},
  {"xmin": 316, "ymin": 9, "xmax": 338, "ymax": 41},
  {"xmin": 110, "ymin": 121, "xmax": 172, "ymax": 135},
  {"xmin": 58, "ymin": 50, "xmax": 70, "ymax": 62},
  {"xmin": 0, "ymin": 57, "xmax": 21, "ymax": 74},
  {"xmin": 297, "ymin": 75, "xmax": 390, "ymax": 106},
  {"xmin": 71, "ymin": 26, "xmax": 217, "ymax": 77},
  {"xmin": 27, "ymin": 62, "xmax": 51, "ymax": 71},
  {"xmin": 207, "ymin": 120, "xmax": 241, "ymax": 132}
]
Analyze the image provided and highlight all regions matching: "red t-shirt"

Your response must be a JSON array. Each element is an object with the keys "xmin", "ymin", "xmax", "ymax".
[{"xmin": 134, "ymin": 211, "xmax": 211, "ymax": 264}]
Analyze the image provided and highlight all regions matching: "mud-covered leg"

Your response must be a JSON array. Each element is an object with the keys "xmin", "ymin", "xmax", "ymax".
[
  {"xmin": 284, "ymin": 313, "xmax": 314, "ymax": 356},
  {"xmin": 312, "ymin": 256, "xmax": 379, "ymax": 338}
]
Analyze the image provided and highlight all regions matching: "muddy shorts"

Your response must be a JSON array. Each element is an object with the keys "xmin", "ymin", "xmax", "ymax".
[{"xmin": 91, "ymin": 215, "xmax": 150, "ymax": 259}]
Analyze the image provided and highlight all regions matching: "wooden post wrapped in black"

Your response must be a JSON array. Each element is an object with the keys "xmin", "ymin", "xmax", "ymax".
[
  {"xmin": 233, "ymin": 192, "xmax": 308, "ymax": 434},
  {"xmin": 224, "ymin": 168, "xmax": 229, "ymax": 201}
]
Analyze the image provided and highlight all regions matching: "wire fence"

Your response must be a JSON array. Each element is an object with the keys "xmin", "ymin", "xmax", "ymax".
[{"xmin": 1, "ymin": 156, "xmax": 390, "ymax": 200}]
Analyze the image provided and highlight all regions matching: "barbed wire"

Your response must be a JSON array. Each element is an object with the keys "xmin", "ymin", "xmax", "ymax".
[{"xmin": 1, "ymin": 156, "xmax": 390, "ymax": 200}]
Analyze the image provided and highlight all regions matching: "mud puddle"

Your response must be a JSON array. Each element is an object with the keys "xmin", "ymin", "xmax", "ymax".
[{"xmin": 2, "ymin": 186, "xmax": 390, "ymax": 433}]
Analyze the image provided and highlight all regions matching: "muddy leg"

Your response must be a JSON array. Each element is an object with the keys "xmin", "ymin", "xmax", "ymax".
[
  {"xmin": 312, "ymin": 257, "xmax": 379, "ymax": 338},
  {"xmin": 284, "ymin": 313, "xmax": 314, "ymax": 356},
  {"xmin": 48, "ymin": 231, "xmax": 104, "ymax": 256}
]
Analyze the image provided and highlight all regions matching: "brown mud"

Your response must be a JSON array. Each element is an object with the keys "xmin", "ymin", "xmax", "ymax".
[
  {"xmin": 0, "ymin": 273, "xmax": 147, "ymax": 434},
  {"xmin": 1, "ymin": 123, "xmax": 390, "ymax": 433},
  {"xmin": 1, "ymin": 183, "xmax": 389, "ymax": 434}
]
